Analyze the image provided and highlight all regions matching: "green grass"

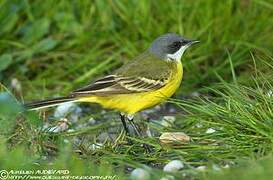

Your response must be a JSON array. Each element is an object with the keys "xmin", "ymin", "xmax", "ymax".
[{"xmin": 0, "ymin": 0, "xmax": 273, "ymax": 179}]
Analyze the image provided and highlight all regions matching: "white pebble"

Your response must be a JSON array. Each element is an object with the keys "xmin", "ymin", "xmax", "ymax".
[
  {"xmin": 196, "ymin": 166, "xmax": 207, "ymax": 171},
  {"xmin": 206, "ymin": 128, "xmax": 216, "ymax": 134},
  {"xmin": 267, "ymin": 90, "xmax": 273, "ymax": 97},
  {"xmin": 163, "ymin": 160, "xmax": 184, "ymax": 172},
  {"xmin": 67, "ymin": 129, "xmax": 75, "ymax": 133},
  {"xmin": 89, "ymin": 143, "xmax": 103, "ymax": 150},
  {"xmin": 54, "ymin": 102, "xmax": 76, "ymax": 117},
  {"xmin": 163, "ymin": 116, "xmax": 176, "ymax": 123},
  {"xmin": 88, "ymin": 117, "xmax": 96, "ymax": 125},
  {"xmin": 191, "ymin": 92, "xmax": 200, "ymax": 97},
  {"xmin": 47, "ymin": 118, "xmax": 69, "ymax": 133},
  {"xmin": 63, "ymin": 139, "xmax": 70, "ymax": 143},
  {"xmin": 212, "ymin": 164, "xmax": 221, "ymax": 171},
  {"xmin": 160, "ymin": 116, "xmax": 176, "ymax": 127},
  {"xmin": 54, "ymin": 102, "xmax": 82, "ymax": 122},
  {"xmin": 11, "ymin": 78, "xmax": 22, "ymax": 92},
  {"xmin": 154, "ymin": 105, "xmax": 161, "ymax": 111},
  {"xmin": 130, "ymin": 168, "xmax": 150, "ymax": 180},
  {"xmin": 195, "ymin": 123, "xmax": 203, "ymax": 128},
  {"xmin": 97, "ymin": 132, "xmax": 109, "ymax": 142}
]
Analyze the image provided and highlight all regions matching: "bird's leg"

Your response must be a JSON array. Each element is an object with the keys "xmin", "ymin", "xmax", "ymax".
[
  {"xmin": 127, "ymin": 115, "xmax": 141, "ymax": 137},
  {"xmin": 119, "ymin": 113, "xmax": 129, "ymax": 135},
  {"xmin": 127, "ymin": 114, "xmax": 152, "ymax": 153}
]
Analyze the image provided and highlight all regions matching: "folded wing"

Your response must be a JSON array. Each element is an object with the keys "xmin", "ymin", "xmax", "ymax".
[{"xmin": 71, "ymin": 75, "xmax": 168, "ymax": 96}]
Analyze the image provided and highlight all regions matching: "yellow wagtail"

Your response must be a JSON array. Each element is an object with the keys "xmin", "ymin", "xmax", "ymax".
[{"xmin": 25, "ymin": 33, "xmax": 199, "ymax": 135}]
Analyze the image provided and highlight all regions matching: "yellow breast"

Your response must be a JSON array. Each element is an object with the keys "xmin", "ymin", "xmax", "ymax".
[{"xmin": 80, "ymin": 61, "xmax": 183, "ymax": 115}]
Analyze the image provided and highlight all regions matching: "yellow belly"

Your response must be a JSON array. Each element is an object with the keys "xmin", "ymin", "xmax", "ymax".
[{"xmin": 79, "ymin": 62, "xmax": 183, "ymax": 115}]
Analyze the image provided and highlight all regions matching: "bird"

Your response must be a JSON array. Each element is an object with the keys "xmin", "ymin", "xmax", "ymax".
[{"xmin": 24, "ymin": 33, "xmax": 199, "ymax": 135}]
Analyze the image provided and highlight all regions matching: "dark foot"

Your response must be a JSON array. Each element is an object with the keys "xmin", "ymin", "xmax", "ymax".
[
  {"xmin": 119, "ymin": 113, "xmax": 129, "ymax": 135},
  {"xmin": 127, "ymin": 115, "xmax": 152, "ymax": 153},
  {"xmin": 127, "ymin": 115, "xmax": 142, "ymax": 137}
]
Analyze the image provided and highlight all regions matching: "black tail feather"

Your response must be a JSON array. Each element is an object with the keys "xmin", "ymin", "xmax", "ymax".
[{"xmin": 24, "ymin": 96, "xmax": 75, "ymax": 110}]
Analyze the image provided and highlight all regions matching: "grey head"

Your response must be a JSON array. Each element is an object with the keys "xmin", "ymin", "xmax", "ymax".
[{"xmin": 149, "ymin": 33, "xmax": 199, "ymax": 61}]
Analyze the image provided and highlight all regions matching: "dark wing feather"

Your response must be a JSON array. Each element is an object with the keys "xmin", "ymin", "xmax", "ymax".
[
  {"xmin": 72, "ymin": 75, "xmax": 117, "ymax": 93},
  {"xmin": 71, "ymin": 75, "xmax": 168, "ymax": 96}
]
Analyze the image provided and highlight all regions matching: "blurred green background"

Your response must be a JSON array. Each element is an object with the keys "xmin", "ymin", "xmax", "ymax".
[{"xmin": 0, "ymin": 0, "xmax": 273, "ymax": 179}]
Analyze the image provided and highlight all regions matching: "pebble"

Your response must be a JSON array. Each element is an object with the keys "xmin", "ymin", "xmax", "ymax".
[
  {"xmin": 160, "ymin": 132, "xmax": 190, "ymax": 144},
  {"xmin": 196, "ymin": 166, "xmax": 207, "ymax": 171},
  {"xmin": 11, "ymin": 78, "xmax": 22, "ymax": 92},
  {"xmin": 191, "ymin": 92, "xmax": 200, "ymax": 97},
  {"xmin": 67, "ymin": 129, "xmax": 75, "ymax": 133},
  {"xmin": 195, "ymin": 123, "xmax": 203, "ymax": 128},
  {"xmin": 54, "ymin": 102, "xmax": 82, "ymax": 123},
  {"xmin": 97, "ymin": 132, "xmax": 109, "ymax": 142},
  {"xmin": 130, "ymin": 168, "xmax": 150, "ymax": 180},
  {"xmin": 212, "ymin": 164, "xmax": 221, "ymax": 171},
  {"xmin": 88, "ymin": 117, "xmax": 96, "ymax": 125},
  {"xmin": 160, "ymin": 116, "xmax": 176, "ymax": 127},
  {"xmin": 89, "ymin": 143, "xmax": 103, "ymax": 150},
  {"xmin": 206, "ymin": 128, "xmax": 216, "ymax": 134},
  {"xmin": 267, "ymin": 90, "xmax": 273, "ymax": 97},
  {"xmin": 47, "ymin": 118, "xmax": 69, "ymax": 133},
  {"xmin": 163, "ymin": 160, "xmax": 184, "ymax": 172},
  {"xmin": 63, "ymin": 139, "xmax": 70, "ymax": 143}
]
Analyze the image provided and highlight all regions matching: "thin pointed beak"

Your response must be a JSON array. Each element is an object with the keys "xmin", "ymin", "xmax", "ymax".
[{"xmin": 188, "ymin": 40, "xmax": 200, "ymax": 45}]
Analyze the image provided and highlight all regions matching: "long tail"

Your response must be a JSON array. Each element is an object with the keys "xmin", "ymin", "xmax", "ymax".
[{"xmin": 24, "ymin": 96, "xmax": 76, "ymax": 110}]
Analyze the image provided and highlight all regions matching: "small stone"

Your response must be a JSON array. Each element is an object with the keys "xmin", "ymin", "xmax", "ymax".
[
  {"xmin": 195, "ymin": 123, "xmax": 203, "ymax": 128},
  {"xmin": 212, "ymin": 164, "xmax": 221, "ymax": 171},
  {"xmin": 11, "ymin": 78, "xmax": 22, "ymax": 92},
  {"xmin": 47, "ymin": 118, "xmax": 69, "ymax": 133},
  {"xmin": 130, "ymin": 168, "xmax": 150, "ymax": 180},
  {"xmin": 163, "ymin": 160, "xmax": 184, "ymax": 172},
  {"xmin": 196, "ymin": 166, "xmax": 207, "ymax": 171},
  {"xmin": 67, "ymin": 129, "xmax": 75, "ymax": 133},
  {"xmin": 70, "ymin": 107, "xmax": 82, "ymax": 122},
  {"xmin": 191, "ymin": 92, "xmax": 200, "ymax": 97},
  {"xmin": 154, "ymin": 105, "xmax": 161, "ymax": 111},
  {"xmin": 169, "ymin": 107, "xmax": 177, "ymax": 113},
  {"xmin": 89, "ymin": 143, "xmax": 103, "ymax": 150},
  {"xmin": 160, "ymin": 132, "xmax": 190, "ymax": 144},
  {"xmin": 88, "ymin": 117, "xmax": 96, "ymax": 125},
  {"xmin": 160, "ymin": 116, "xmax": 176, "ymax": 127},
  {"xmin": 54, "ymin": 102, "xmax": 82, "ymax": 123},
  {"xmin": 97, "ymin": 132, "xmax": 110, "ymax": 142},
  {"xmin": 63, "ymin": 139, "xmax": 69, "ymax": 143},
  {"xmin": 206, "ymin": 128, "xmax": 216, "ymax": 134},
  {"xmin": 54, "ymin": 102, "xmax": 76, "ymax": 118}
]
